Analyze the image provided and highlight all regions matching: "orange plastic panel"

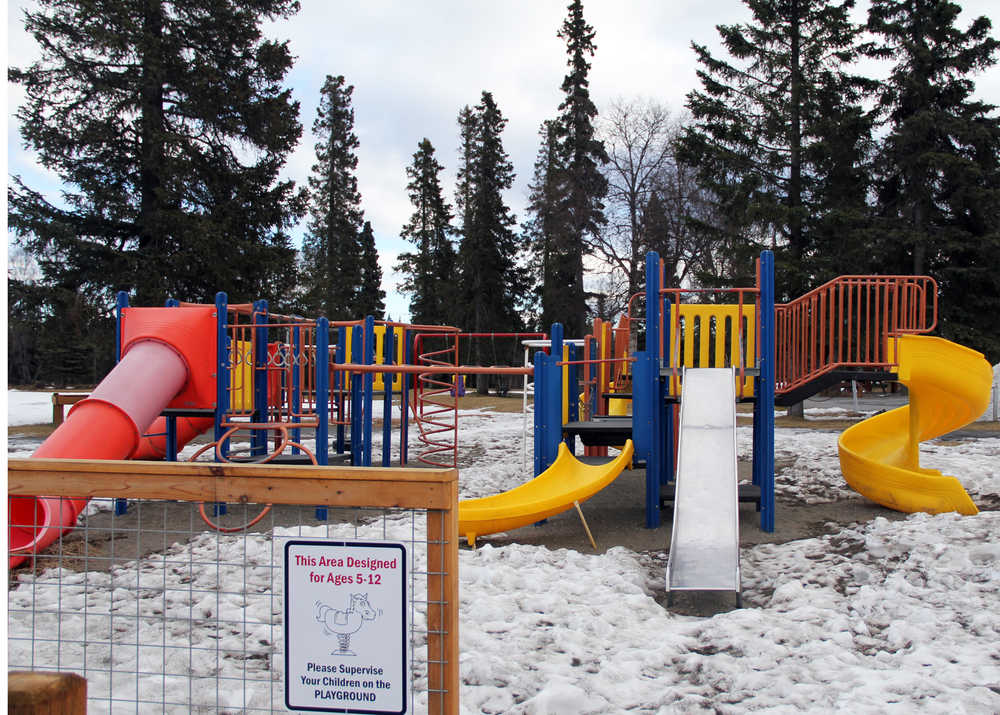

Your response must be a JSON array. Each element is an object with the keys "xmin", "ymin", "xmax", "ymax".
[{"xmin": 120, "ymin": 305, "xmax": 218, "ymax": 410}]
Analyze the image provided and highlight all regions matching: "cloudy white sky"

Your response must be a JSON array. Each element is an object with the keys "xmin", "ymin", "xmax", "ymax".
[{"xmin": 6, "ymin": 0, "xmax": 999, "ymax": 321}]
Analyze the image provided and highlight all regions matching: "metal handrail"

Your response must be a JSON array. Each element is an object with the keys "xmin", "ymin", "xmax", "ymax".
[{"xmin": 775, "ymin": 275, "xmax": 938, "ymax": 394}]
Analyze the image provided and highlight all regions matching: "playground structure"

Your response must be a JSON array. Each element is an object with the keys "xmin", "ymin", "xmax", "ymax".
[{"xmin": 9, "ymin": 251, "xmax": 994, "ymax": 599}]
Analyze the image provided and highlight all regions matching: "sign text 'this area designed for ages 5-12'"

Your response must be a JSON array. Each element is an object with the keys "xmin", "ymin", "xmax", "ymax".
[{"xmin": 285, "ymin": 540, "xmax": 409, "ymax": 714}]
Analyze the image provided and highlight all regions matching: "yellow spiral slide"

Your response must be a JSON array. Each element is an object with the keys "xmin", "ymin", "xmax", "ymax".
[{"xmin": 838, "ymin": 335, "xmax": 992, "ymax": 515}]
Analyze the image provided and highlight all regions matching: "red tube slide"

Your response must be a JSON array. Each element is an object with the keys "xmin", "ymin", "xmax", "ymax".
[{"xmin": 9, "ymin": 339, "xmax": 193, "ymax": 568}]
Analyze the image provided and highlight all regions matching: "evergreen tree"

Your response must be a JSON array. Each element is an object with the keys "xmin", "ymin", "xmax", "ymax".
[
  {"xmin": 396, "ymin": 139, "xmax": 457, "ymax": 325},
  {"xmin": 455, "ymin": 106, "xmax": 477, "ymax": 249},
  {"xmin": 301, "ymin": 75, "xmax": 365, "ymax": 318},
  {"xmin": 357, "ymin": 221, "xmax": 385, "ymax": 319},
  {"xmin": 676, "ymin": 0, "xmax": 873, "ymax": 298},
  {"xmin": 456, "ymin": 92, "xmax": 527, "ymax": 371},
  {"xmin": 866, "ymin": 0, "xmax": 1000, "ymax": 360},
  {"xmin": 525, "ymin": 120, "xmax": 566, "ymax": 330},
  {"xmin": 543, "ymin": 0, "xmax": 609, "ymax": 336},
  {"xmin": 8, "ymin": 0, "xmax": 304, "ymax": 310}
]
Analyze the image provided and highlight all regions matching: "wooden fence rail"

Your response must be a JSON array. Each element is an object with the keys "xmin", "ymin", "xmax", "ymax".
[{"xmin": 50, "ymin": 393, "xmax": 88, "ymax": 425}]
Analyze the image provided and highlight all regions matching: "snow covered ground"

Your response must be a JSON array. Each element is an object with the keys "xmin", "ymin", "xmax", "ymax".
[{"xmin": 8, "ymin": 391, "xmax": 1000, "ymax": 713}]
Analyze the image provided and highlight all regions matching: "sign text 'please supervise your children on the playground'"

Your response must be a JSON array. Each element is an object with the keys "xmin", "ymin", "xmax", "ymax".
[{"xmin": 284, "ymin": 540, "xmax": 409, "ymax": 714}]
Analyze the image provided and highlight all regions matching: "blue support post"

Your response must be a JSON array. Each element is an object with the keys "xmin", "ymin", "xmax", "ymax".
[
  {"xmin": 754, "ymin": 250, "xmax": 776, "ymax": 532},
  {"xmin": 214, "ymin": 292, "xmax": 230, "ymax": 460},
  {"xmin": 316, "ymin": 318, "xmax": 330, "ymax": 466},
  {"xmin": 644, "ymin": 252, "xmax": 663, "ymax": 528},
  {"xmin": 541, "ymin": 323, "xmax": 564, "ymax": 472},
  {"xmin": 661, "ymin": 292, "xmax": 674, "ymax": 487},
  {"xmin": 351, "ymin": 326, "xmax": 363, "ymax": 466},
  {"xmin": 382, "ymin": 327, "xmax": 394, "ymax": 467},
  {"xmin": 362, "ymin": 316, "xmax": 374, "ymax": 467},
  {"xmin": 252, "ymin": 300, "xmax": 269, "ymax": 458},
  {"xmin": 114, "ymin": 292, "xmax": 129, "ymax": 364},
  {"xmin": 532, "ymin": 349, "xmax": 546, "ymax": 478},
  {"xmin": 663, "ymin": 399, "xmax": 674, "ymax": 487},
  {"xmin": 165, "ymin": 421, "xmax": 178, "ymax": 464},
  {"xmin": 114, "ymin": 292, "xmax": 129, "ymax": 515},
  {"xmin": 336, "ymin": 326, "xmax": 347, "ymax": 455}
]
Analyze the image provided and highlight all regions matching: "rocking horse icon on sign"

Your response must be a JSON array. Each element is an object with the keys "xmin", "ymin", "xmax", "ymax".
[{"xmin": 315, "ymin": 593, "xmax": 382, "ymax": 656}]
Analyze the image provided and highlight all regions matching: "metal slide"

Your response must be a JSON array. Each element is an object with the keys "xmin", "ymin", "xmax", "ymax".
[
  {"xmin": 666, "ymin": 368, "xmax": 741, "ymax": 603},
  {"xmin": 839, "ymin": 335, "xmax": 991, "ymax": 515}
]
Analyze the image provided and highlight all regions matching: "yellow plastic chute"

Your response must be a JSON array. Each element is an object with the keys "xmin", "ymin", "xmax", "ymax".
[
  {"xmin": 838, "ymin": 335, "xmax": 992, "ymax": 515},
  {"xmin": 458, "ymin": 440, "xmax": 634, "ymax": 546}
]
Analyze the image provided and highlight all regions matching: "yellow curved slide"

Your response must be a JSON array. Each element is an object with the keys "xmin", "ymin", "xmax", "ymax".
[
  {"xmin": 838, "ymin": 335, "xmax": 992, "ymax": 515},
  {"xmin": 459, "ymin": 440, "xmax": 634, "ymax": 545}
]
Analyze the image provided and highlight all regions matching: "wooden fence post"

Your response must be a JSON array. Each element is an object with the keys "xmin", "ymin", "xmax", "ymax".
[
  {"xmin": 9, "ymin": 671, "xmax": 87, "ymax": 714},
  {"xmin": 51, "ymin": 393, "xmax": 63, "ymax": 426}
]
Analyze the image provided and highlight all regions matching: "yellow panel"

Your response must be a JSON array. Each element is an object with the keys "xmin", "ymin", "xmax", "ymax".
[
  {"xmin": 666, "ymin": 304, "xmax": 756, "ymax": 397},
  {"xmin": 347, "ymin": 325, "xmax": 405, "ymax": 392},
  {"xmin": 373, "ymin": 325, "xmax": 385, "ymax": 391},
  {"xmin": 228, "ymin": 340, "xmax": 254, "ymax": 412},
  {"xmin": 838, "ymin": 335, "xmax": 991, "ymax": 515}
]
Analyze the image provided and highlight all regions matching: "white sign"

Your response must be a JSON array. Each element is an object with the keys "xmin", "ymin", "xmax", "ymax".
[{"xmin": 285, "ymin": 540, "xmax": 409, "ymax": 713}]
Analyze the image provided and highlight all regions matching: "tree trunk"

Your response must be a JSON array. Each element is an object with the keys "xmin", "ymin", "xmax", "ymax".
[
  {"xmin": 788, "ymin": 3, "xmax": 803, "ymax": 269},
  {"xmin": 138, "ymin": 0, "xmax": 166, "ymax": 304}
]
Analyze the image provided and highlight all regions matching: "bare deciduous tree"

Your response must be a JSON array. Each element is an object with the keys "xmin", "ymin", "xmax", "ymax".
[{"xmin": 590, "ymin": 98, "xmax": 718, "ymax": 318}]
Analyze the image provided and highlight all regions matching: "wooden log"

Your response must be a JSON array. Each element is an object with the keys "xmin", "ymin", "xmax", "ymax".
[{"xmin": 8, "ymin": 671, "xmax": 87, "ymax": 714}]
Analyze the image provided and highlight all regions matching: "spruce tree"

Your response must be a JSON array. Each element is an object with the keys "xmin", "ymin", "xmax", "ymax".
[
  {"xmin": 526, "ymin": 120, "xmax": 566, "ymax": 330},
  {"xmin": 676, "ymin": 0, "xmax": 873, "ymax": 298},
  {"xmin": 544, "ymin": 0, "xmax": 609, "ymax": 336},
  {"xmin": 397, "ymin": 139, "xmax": 457, "ymax": 325},
  {"xmin": 455, "ymin": 106, "xmax": 477, "ymax": 250},
  {"xmin": 866, "ymin": 0, "xmax": 1000, "ymax": 359},
  {"xmin": 357, "ymin": 221, "xmax": 385, "ymax": 319},
  {"xmin": 456, "ymin": 92, "xmax": 527, "ymax": 374},
  {"xmin": 8, "ymin": 0, "xmax": 304, "ymax": 309},
  {"xmin": 301, "ymin": 75, "xmax": 365, "ymax": 318}
]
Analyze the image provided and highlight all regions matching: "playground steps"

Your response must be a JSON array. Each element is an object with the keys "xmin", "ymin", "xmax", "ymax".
[
  {"xmin": 775, "ymin": 369, "xmax": 897, "ymax": 406},
  {"xmin": 661, "ymin": 482, "xmax": 761, "ymax": 510},
  {"xmin": 661, "ymin": 366, "xmax": 760, "ymax": 378},
  {"xmin": 227, "ymin": 453, "xmax": 320, "ymax": 466},
  {"xmin": 661, "ymin": 366, "xmax": 761, "ymax": 404},
  {"xmin": 666, "ymin": 368, "xmax": 741, "ymax": 604},
  {"xmin": 562, "ymin": 417, "xmax": 633, "ymax": 447}
]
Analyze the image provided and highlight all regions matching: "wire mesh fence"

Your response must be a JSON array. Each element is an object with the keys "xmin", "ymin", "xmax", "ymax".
[{"xmin": 8, "ymin": 459, "xmax": 459, "ymax": 714}]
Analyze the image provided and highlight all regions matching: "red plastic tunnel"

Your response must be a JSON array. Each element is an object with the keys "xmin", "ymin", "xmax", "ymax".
[{"xmin": 9, "ymin": 339, "xmax": 199, "ymax": 567}]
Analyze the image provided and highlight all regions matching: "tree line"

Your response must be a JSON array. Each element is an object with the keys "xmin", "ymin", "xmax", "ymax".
[{"xmin": 8, "ymin": 0, "xmax": 1000, "ymax": 386}]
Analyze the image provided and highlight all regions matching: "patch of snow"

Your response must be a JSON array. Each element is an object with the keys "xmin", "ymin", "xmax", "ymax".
[{"xmin": 7, "ymin": 393, "xmax": 1000, "ymax": 712}]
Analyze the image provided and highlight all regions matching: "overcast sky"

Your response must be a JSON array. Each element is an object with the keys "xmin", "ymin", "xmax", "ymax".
[{"xmin": 7, "ymin": 1, "xmax": 999, "ymax": 320}]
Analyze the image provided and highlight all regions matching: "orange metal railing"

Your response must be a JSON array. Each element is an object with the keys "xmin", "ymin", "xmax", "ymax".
[
  {"xmin": 412, "ymin": 330, "xmax": 461, "ymax": 468},
  {"xmin": 775, "ymin": 275, "xmax": 938, "ymax": 394}
]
